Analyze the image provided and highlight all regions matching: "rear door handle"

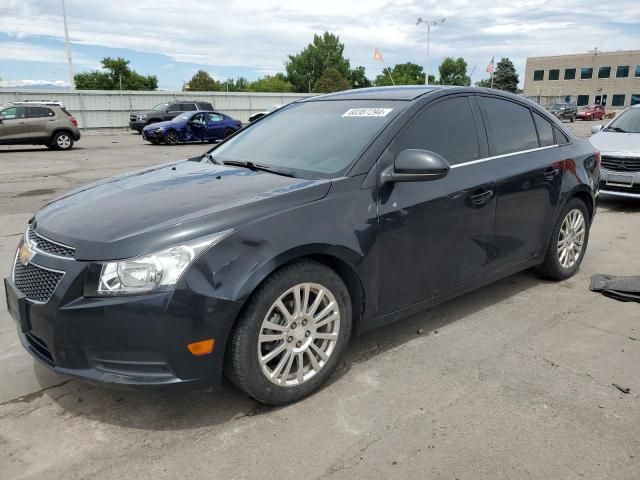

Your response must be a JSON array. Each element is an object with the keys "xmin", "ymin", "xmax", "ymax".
[
  {"xmin": 470, "ymin": 189, "xmax": 494, "ymax": 206},
  {"xmin": 544, "ymin": 168, "xmax": 560, "ymax": 180}
]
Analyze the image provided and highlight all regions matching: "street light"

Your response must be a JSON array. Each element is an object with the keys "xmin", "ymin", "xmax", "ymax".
[{"xmin": 416, "ymin": 17, "xmax": 445, "ymax": 86}]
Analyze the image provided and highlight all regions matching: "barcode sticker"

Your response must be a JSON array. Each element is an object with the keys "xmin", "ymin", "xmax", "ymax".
[{"xmin": 342, "ymin": 108, "xmax": 393, "ymax": 118}]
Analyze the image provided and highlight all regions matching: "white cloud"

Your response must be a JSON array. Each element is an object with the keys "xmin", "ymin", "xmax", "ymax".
[
  {"xmin": 0, "ymin": 0, "xmax": 639, "ymax": 84},
  {"xmin": 0, "ymin": 79, "xmax": 70, "ymax": 87},
  {"xmin": 0, "ymin": 41, "xmax": 99, "ymax": 68}
]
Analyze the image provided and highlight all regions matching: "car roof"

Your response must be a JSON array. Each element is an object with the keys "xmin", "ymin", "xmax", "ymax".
[{"xmin": 306, "ymin": 85, "xmax": 446, "ymax": 101}]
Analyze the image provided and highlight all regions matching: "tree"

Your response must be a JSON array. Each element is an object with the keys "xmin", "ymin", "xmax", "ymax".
[
  {"xmin": 492, "ymin": 58, "xmax": 519, "ymax": 92},
  {"xmin": 247, "ymin": 74, "xmax": 295, "ymax": 93},
  {"xmin": 438, "ymin": 57, "xmax": 470, "ymax": 86},
  {"xmin": 224, "ymin": 77, "xmax": 250, "ymax": 91},
  {"xmin": 475, "ymin": 78, "xmax": 493, "ymax": 88},
  {"xmin": 374, "ymin": 62, "xmax": 434, "ymax": 86},
  {"xmin": 350, "ymin": 66, "xmax": 372, "ymax": 89},
  {"xmin": 286, "ymin": 32, "xmax": 351, "ymax": 93},
  {"xmin": 313, "ymin": 68, "xmax": 351, "ymax": 93},
  {"xmin": 74, "ymin": 57, "xmax": 157, "ymax": 90},
  {"xmin": 184, "ymin": 70, "xmax": 221, "ymax": 91}
]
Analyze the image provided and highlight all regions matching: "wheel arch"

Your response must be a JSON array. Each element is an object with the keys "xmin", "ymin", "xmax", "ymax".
[{"xmin": 232, "ymin": 244, "xmax": 366, "ymax": 336}]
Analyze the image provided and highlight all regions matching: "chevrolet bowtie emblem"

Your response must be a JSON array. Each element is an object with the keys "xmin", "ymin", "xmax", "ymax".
[{"xmin": 18, "ymin": 242, "xmax": 35, "ymax": 266}]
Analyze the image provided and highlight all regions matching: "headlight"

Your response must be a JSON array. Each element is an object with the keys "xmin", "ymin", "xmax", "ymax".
[
  {"xmin": 155, "ymin": 126, "xmax": 165, "ymax": 132},
  {"xmin": 95, "ymin": 230, "xmax": 232, "ymax": 296}
]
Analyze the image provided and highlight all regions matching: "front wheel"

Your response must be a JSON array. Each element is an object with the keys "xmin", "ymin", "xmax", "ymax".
[
  {"xmin": 164, "ymin": 130, "xmax": 180, "ymax": 145},
  {"xmin": 570, "ymin": 114, "xmax": 576, "ymax": 122},
  {"xmin": 226, "ymin": 260, "xmax": 352, "ymax": 405},
  {"xmin": 537, "ymin": 198, "xmax": 590, "ymax": 280}
]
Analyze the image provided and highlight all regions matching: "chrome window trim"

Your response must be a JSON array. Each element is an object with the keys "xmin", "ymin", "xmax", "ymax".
[
  {"xmin": 26, "ymin": 226, "xmax": 75, "ymax": 261},
  {"xmin": 450, "ymin": 144, "xmax": 560, "ymax": 169}
]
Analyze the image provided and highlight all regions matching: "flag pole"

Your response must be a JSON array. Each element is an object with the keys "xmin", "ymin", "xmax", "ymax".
[{"xmin": 384, "ymin": 63, "xmax": 396, "ymax": 86}]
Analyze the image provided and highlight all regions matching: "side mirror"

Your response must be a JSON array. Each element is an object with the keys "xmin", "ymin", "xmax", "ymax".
[
  {"xmin": 591, "ymin": 125, "xmax": 603, "ymax": 134},
  {"xmin": 381, "ymin": 149, "xmax": 450, "ymax": 184}
]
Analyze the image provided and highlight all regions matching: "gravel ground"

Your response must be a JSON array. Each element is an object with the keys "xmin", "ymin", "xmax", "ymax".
[{"xmin": 1, "ymin": 121, "xmax": 639, "ymax": 480}]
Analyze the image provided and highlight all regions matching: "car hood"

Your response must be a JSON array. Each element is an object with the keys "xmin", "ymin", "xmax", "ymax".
[
  {"xmin": 143, "ymin": 119, "xmax": 181, "ymax": 130},
  {"xmin": 34, "ymin": 160, "xmax": 331, "ymax": 260},
  {"xmin": 590, "ymin": 131, "xmax": 640, "ymax": 156}
]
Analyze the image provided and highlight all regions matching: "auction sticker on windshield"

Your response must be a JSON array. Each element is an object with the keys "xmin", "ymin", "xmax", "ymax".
[{"xmin": 342, "ymin": 108, "xmax": 393, "ymax": 118}]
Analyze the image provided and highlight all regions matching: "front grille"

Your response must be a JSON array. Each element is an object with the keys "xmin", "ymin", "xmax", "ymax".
[
  {"xmin": 27, "ymin": 225, "xmax": 75, "ymax": 258},
  {"xmin": 601, "ymin": 156, "xmax": 640, "ymax": 172},
  {"xmin": 13, "ymin": 259, "xmax": 64, "ymax": 303},
  {"xmin": 25, "ymin": 332, "xmax": 54, "ymax": 364}
]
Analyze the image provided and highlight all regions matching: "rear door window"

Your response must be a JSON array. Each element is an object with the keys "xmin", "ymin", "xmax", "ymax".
[
  {"xmin": 532, "ymin": 112, "xmax": 555, "ymax": 147},
  {"xmin": 181, "ymin": 103, "xmax": 197, "ymax": 111},
  {"xmin": 392, "ymin": 96, "xmax": 481, "ymax": 165},
  {"xmin": 27, "ymin": 107, "xmax": 55, "ymax": 118},
  {"xmin": 480, "ymin": 97, "xmax": 539, "ymax": 155},
  {"xmin": 197, "ymin": 102, "xmax": 214, "ymax": 110},
  {"xmin": 208, "ymin": 113, "xmax": 223, "ymax": 122}
]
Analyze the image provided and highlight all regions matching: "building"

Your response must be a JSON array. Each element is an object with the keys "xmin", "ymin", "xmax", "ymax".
[{"xmin": 523, "ymin": 50, "xmax": 640, "ymax": 109}]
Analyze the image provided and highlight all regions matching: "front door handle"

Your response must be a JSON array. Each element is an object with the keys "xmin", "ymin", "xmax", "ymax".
[
  {"xmin": 544, "ymin": 167, "xmax": 560, "ymax": 180},
  {"xmin": 470, "ymin": 189, "xmax": 494, "ymax": 206}
]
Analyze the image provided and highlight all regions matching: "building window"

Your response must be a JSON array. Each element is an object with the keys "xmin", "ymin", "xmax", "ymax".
[
  {"xmin": 636, "ymin": 65, "xmax": 640, "ymax": 77},
  {"xmin": 564, "ymin": 68, "xmax": 576, "ymax": 80},
  {"xmin": 577, "ymin": 95, "xmax": 590, "ymax": 106},
  {"xmin": 581, "ymin": 67, "xmax": 593, "ymax": 79},
  {"xmin": 631, "ymin": 94, "xmax": 640, "ymax": 106},
  {"xmin": 616, "ymin": 65, "xmax": 629, "ymax": 78},
  {"xmin": 611, "ymin": 95, "xmax": 626, "ymax": 107},
  {"xmin": 533, "ymin": 70, "xmax": 544, "ymax": 81},
  {"xmin": 548, "ymin": 69, "xmax": 560, "ymax": 80},
  {"xmin": 598, "ymin": 66, "xmax": 611, "ymax": 79}
]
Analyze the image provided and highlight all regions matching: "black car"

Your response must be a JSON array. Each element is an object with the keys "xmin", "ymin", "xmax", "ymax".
[
  {"xmin": 547, "ymin": 102, "xmax": 577, "ymax": 122},
  {"xmin": 5, "ymin": 86, "xmax": 599, "ymax": 405},
  {"xmin": 129, "ymin": 100, "xmax": 214, "ymax": 133}
]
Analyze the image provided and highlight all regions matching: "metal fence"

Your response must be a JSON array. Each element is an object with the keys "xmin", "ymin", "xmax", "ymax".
[{"xmin": 0, "ymin": 89, "xmax": 316, "ymax": 129}]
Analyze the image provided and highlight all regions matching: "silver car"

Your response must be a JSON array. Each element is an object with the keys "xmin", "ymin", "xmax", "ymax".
[{"xmin": 590, "ymin": 105, "xmax": 640, "ymax": 198}]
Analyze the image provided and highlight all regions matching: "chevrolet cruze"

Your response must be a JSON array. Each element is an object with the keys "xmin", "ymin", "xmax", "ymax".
[{"xmin": 5, "ymin": 86, "xmax": 599, "ymax": 405}]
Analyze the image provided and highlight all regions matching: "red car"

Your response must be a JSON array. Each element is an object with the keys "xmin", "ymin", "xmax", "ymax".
[{"xmin": 577, "ymin": 105, "xmax": 605, "ymax": 121}]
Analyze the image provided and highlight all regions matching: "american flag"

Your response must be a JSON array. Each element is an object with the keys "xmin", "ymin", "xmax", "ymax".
[{"xmin": 486, "ymin": 57, "xmax": 495, "ymax": 74}]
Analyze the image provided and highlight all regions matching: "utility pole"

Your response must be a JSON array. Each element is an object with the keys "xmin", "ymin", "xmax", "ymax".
[
  {"xmin": 61, "ymin": 0, "xmax": 75, "ymax": 90},
  {"xmin": 416, "ymin": 17, "xmax": 445, "ymax": 85}
]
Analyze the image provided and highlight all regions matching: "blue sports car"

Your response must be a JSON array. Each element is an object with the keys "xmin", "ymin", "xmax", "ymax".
[{"xmin": 142, "ymin": 110, "xmax": 242, "ymax": 145}]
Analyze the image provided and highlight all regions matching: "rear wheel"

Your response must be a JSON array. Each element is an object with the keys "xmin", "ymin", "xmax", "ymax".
[
  {"xmin": 51, "ymin": 131, "xmax": 74, "ymax": 150},
  {"xmin": 570, "ymin": 114, "xmax": 576, "ymax": 122},
  {"xmin": 164, "ymin": 130, "xmax": 179, "ymax": 145},
  {"xmin": 537, "ymin": 198, "xmax": 590, "ymax": 280},
  {"xmin": 226, "ymin": 260, "xmax": 352, "ymax": 405},
  {"xmin": 223, "ymin": 128, "xmax": 235, "ymax": 139}
]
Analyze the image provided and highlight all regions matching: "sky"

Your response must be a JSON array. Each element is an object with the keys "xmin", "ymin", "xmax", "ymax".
[{"xmin": 1, "ymin": 0, "xmax": 639, "ymax": 90}]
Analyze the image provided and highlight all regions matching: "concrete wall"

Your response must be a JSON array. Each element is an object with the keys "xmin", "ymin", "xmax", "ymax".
[
  {"xmin": 523, "ymin": 50, "xmax": 640, "ymax": 109},
  {"xmin": 0, "ymin": 89, "xmax": 316, "ymax": 129}
]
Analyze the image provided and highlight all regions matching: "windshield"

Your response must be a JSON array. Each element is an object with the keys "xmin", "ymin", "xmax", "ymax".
[
  {"xmin": 173, "ymin": 112, "xmax": 192, "ymax": 122},
  {"xmin": 152, "ymin": 103, "xmax": 168, "ymax": 111},
  {"xmin": 210, "ymin": 100, "xmax": 405, "ymax": 178},
  {"xmin": 605, "ymin": 108, "xmax": 640, "ymax": 133}
]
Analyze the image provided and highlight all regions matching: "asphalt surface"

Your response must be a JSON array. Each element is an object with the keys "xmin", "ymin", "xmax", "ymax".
[{"xmin": 1, "ymin": 122, "xmax": 639, "ymax": 479}]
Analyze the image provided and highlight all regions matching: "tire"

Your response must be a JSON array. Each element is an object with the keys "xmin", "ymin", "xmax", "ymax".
[
  {"xmin": 570, "ymin": 114, "xmax": 576, "ymax": 122},
  {"xmin": 164, "ymin": 130, "xmax": 180, "ymax": 145},
  {"xmin": 51, "ymin": 131, "xmax": 74, "ymax": 150},
  {"xmin": 226, "ymin": 260, "xmax": 352, "ymax": 405},
  {"xmin": 223, "ymin": 128, "xmax": 235, "ymax": 139},
  {"xmin": 537, "ymin": 198, "xmax": 590, "ymax": 280}
]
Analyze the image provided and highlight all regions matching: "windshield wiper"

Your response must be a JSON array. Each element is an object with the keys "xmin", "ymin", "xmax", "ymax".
[
  {"xmin": 221, "ymin": 160, "xmax": 296, "ymax": 178},
  {"xmin": 604, "ymin": 126, "xmax": 628, "ymax": 133},
  {"xmin": 203, "ymin": 152, "xmax": 221, "ymax": 164}
]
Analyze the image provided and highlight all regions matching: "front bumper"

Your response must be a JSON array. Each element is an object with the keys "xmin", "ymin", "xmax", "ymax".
[
  {"xmin": 129, "ymin": 120, "xmax": 146, "ymax": 131},
  {"xmin": 5, "ymin": 246, "xmax": 243, "ymax": 391},
  {"xmin": 142, "ymin": 129, "xmax": 165, "ymax": 142},
  {"xmin": 599, "ymin": 168, "xmax": 640, "ymax": 198}
]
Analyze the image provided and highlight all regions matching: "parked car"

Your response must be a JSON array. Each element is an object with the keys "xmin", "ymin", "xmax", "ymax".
[
  {"xmin": 590, "ymin": 104, "xmax": 640, "ymax": 198},
  {"xmin": 142, "ymin": 111, "xmax": 242, "ymax": 145},
  {"xmin": 129, "ymin": 100, "xmax": 214, "ymax": 133},
  {"xmin": 0, "ymin": 102, "xmax": 80, "ymax": 150},
  {"xmin": 578, "ymin": 105, "xmax": 605, "ymax": 121},
  {"xmin": 248, "ymin": 105, "xmax": 282, "ymax": 123},
  {"xmin": 5, "ymin": 86, "xmax": 598, "ymax": 405},
  {"xmin": 547, "ymin": 102, "xmax": 577, "ymax": 122}
]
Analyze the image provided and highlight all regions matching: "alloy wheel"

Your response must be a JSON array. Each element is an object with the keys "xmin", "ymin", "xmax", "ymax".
[
  {"xmin": 258, "ymin": 283, "xmax": 340, "ymax": 387},
  {"xmin": 557, "ymin": 209, "xmax": 586, "ymax": 269},
  {"xmin": 56, "ymin": 134, "xmax": 71, "ymax": 149}
]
